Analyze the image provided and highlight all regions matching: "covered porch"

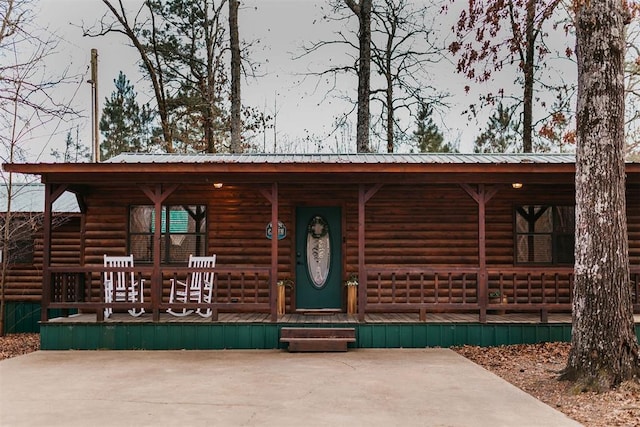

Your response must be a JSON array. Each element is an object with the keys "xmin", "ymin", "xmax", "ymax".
[{"xmin": 5, "ymin": 153, "xmax": 640, "ymax": 345}]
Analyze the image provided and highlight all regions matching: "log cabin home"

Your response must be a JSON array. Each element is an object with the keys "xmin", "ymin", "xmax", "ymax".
[
  {"xmin": 3, "ymin": 153, "xmax": 640, "ymax": 349},
  {"xmin": 1, "ymin": 183, "xmax": 81, "ymax": 332}
]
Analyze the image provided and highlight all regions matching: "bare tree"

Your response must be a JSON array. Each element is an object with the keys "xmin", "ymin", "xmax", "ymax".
[
  {"xmin": 344, "ymin": 0, "xmax": 372, "ymax": 153},
  {"xmin": 559, "ymin": 0, "xmax": 640, "ymax": 391},
  {"xmin": 229, "ymin": 0, "xmax": 241, "ymax": 153},
  {"xmin": 0, "ymin": 0, "xmax": 78, "ymax": 335},
  {"xmin": 299, "ymin": 0, "xmax": 445, "ymax": 153},
  {"xmin": 449, "ymin": 0, "xmax": 568, "ymax": 153},
  {"xmin": 86, "ymin": 0, "xmax": 176, "ymax": 152},
  {"xmin": 88, "ymin": 0, "xmax": 263, "ymax": 154},
  {"xmin": 370, "ymin": 0, "xmax": 446, "ymax": 153}
]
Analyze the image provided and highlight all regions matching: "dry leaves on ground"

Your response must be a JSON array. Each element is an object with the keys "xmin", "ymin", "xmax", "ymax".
[
  {"xmin": 0, "ymin": 333, "xmax": 39, "ymax": 361},
  {"xmin": 454, "ymin": 343, "xmax": 640, "ymax": 427}
]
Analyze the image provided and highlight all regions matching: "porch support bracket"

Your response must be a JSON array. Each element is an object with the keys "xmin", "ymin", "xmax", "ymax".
[
  {"xmin": 358, "ymin": 184, "xmax": 383, "ymax": 321},
  {"xmin": 461, "ymin": 184, "xmax": 501, "ymax": 324},
  {"xmin": 140, "ymin": 184, "xmax": 179, "ymax": 322}
]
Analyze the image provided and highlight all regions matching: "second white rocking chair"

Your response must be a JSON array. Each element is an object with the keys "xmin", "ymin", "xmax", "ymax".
[{"xmin": 167, "ymin": 254, "xmax": 216, "ymax": 317}]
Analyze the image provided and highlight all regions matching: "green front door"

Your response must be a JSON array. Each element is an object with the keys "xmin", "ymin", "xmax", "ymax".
[{"xmin": 295, "ymin": 206, "xmax": 342, "ymax": 310}]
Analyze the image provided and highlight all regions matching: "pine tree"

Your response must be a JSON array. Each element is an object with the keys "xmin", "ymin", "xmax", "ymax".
[
  {"xmin": 99, "ymin": 71, "xmax": 154, "ymax": 160},
  {"xmin": 413, "ymin": 104, "xmax": 453, "ymax": 153},
  {"xmin": 474, "ymin": 103, "xmax": 521, "ymax": 153}
]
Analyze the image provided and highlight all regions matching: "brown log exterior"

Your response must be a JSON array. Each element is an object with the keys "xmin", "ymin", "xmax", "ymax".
[
  {"xmin": 2, "ymin": 216, "xmax": 82, "ymax": 302},
  {"xmin": 2, "ymin": 154, "xmax": 639, "ymax": 324}
]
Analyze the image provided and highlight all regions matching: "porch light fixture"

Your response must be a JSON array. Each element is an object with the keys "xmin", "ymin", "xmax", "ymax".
[
  {"xmin": 213, "ymin": 182, "xmax": 223, "ymax": 189},
  {"xmin": 512, "ymin": 182, "xmax": 523, "ymax": 189}
]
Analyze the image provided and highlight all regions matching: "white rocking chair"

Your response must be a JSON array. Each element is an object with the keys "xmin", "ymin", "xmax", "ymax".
[
  {"xmin": 167, "ymin": 254, "xmax": 216, "ymax": 318},
  {"xmin": 103, "ymin": 254, "xmax": 145, "ymax": 319}
]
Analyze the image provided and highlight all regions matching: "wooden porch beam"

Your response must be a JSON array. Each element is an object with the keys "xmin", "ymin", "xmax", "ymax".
[
  {"xmin": 461, "ymin": 184, "xmax": 501, "ymax": 323},
  {"xmin": 41, "ymin": 184, "xmax": 72, "ymax": 321},
  {"xmin": 356, "ymin": 183, "xmax": 383, "ymax": 321},
  {"xmin": 270, "ymin": 182, "xmax": 279, "ymax": 322},
  {"xmin": 140, "ymin": 184, "xmax": 179, "ymax": 322},
  {"xmin": 40, "ymin": 184, "xmax": 52, "ymax": 322}
]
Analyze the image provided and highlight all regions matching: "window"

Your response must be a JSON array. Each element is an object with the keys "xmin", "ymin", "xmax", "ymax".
[
  {"xmin": 129, "ymin": 205, "xmax": 207, "ymax": 263},
  {"xmin": 515, "ymin": 205, "xmax": 574, "ymax": 265}
]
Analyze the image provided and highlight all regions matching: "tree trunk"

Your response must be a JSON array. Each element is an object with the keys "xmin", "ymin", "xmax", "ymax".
[
  {"xmin": 229, "ymin": 0, "xmax": 242, "ymax": 153},
  {"xmin": 386, "ymin": 83, "xmax": 393, "ymax": 153},
  {"xmin": 522, "ymin": 0, "xmax": 535, "ymax": 153},
  {"xmin": 346, "ymin": 0, "xmax": 372, "ymax": 153},
  {"xmin": 560, "ymin": 0, "xmax": 639, "ymax": 391},
  {"xmin": 384, "ymin": 16, "xmax": 394, "ymax": 153}
]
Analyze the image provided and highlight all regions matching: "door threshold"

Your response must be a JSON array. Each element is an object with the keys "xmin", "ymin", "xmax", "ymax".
[{"xmin": 296, "ymin": 309, "xmax": 342, "ymax": 316}]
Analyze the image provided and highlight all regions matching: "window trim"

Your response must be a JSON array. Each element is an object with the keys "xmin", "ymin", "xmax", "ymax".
[
  {"xmin": 128, "ymin": 204, "xmax": 207, "ymax": 264},
  {"xmin": 513, "ymin": 204, "xmax": 575, "ymax": 266}
]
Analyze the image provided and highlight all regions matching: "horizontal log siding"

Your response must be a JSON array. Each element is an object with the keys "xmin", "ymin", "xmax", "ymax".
[
  {"xmin": 4, "ymin": 216, "xmax": 81, "ymax": 302},
  {"xmin": 363, "ymin": 185, "xmax": 478, "ymax": 306},
  {"xmin": 365, "ymin": 185, "xmax": 478, "ymax": 265}
]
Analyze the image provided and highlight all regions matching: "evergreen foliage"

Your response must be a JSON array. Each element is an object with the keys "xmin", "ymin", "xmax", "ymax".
[
  {"xmin": 413, "ymin": 104, "xmax": 454, "ymax": 153},
  {"xmin": 99, "ymin": 71, "xmax": 154, "ymax": 160},
  {"xmin": 474, "ymin": 103, "xmax": 520, "ymax": 153}
]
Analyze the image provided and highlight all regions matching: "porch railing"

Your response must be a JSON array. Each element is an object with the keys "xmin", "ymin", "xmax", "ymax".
[
  {"xmin": 161, "ymin": 266, "xmax": 271, "ymax": 320},
  {"xmin": 363, "ymin": 266, "xmax": 480, "ymax": 321},
  {"xmin": 363, "ymin": 266, "xmax": 640, "ymax": 322},
  {"xmin": 45, "ymin": 265, "xmax": 640, "ymax": 323},
  {"xmin": 45, "ymin": 265, "xmax": 271, "ymax": 322}
]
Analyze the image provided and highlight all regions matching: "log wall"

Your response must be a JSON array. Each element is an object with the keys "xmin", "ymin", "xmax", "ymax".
[
  {"xmin": 7, "ymin": 181, "xmax": 640, "ymax": 309},
  {"xmin": 3, "ymin": 216, "xmax": 81, "ymax": 302}
]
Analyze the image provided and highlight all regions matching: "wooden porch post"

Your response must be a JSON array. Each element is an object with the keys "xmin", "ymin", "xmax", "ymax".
[
  {"xmin": 259, "ymin": 184, "xmax": 280, "ymax": 321},
  {"xmin": 358, "ymin": 184, "xmax": 382, "ymax": 321},
  {"xmin": 41, "ymin": 184, "xmax": 68, "ymax": 322},
  {"xmin": 141, "ymin": 184, "xmax": 178, "ymax": 322},
  {"xmin": 358, "ymin": 185, "xmax": 366, "ymax": 321},
  {"xmin": 41, "ymin": 184, "xmax": 53, "ymax": 322},
  {"xmin": 270, "ymin": 182, "xmax": 279, "ymax": 322},
  {"xmin": 461, "ymin": 184, "xmax": 499, "ymax": 323}
]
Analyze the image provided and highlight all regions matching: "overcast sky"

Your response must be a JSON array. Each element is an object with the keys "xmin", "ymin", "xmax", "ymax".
[{"xmin": 30, "ymin": 0, "xmax": 575, "ymax": 160}]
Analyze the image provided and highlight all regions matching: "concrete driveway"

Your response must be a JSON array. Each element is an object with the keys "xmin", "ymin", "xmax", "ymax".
[{"xmin": 0, "ymin": 349, "xmax": 581, "ymax": 427}]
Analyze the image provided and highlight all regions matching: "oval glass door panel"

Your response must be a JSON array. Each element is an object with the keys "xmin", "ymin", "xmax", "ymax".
[{"xmin": 306, "ymin": 215, "xmax": 331, "ymax": 288}]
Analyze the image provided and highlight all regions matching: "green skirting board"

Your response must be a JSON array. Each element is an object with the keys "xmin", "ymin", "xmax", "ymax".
[
  {"xmin": 38, "ymin": 321, "xmax": 590, "ymax": 350},
  {"xmin": 3, "ymin": 302, "xmax": 75, "ymax": 334}
]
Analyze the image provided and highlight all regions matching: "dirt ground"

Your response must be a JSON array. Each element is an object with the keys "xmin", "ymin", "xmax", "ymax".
[{"xmin": 1, "ymin": 334, "xmax": 639, "ymax": 426}]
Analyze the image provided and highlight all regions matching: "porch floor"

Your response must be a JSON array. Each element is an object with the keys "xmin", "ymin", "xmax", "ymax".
[{"xmin": 49, "ymin": 311, "xmax": 584, "ymax": 324}]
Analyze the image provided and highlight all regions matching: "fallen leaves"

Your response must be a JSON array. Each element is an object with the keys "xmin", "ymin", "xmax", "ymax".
[
  {"xmin": 453, "ymin": 343, "xmax": 640, "ymax": 427},
  {"xmin": 0, "ymin": 333, "xmax": 39, "ymax": 361}
]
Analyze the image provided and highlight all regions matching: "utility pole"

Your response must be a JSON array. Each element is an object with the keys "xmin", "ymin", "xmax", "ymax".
[{"xmin": 89, "ymin": 49, "xmax": 99, "ymax": 163}]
